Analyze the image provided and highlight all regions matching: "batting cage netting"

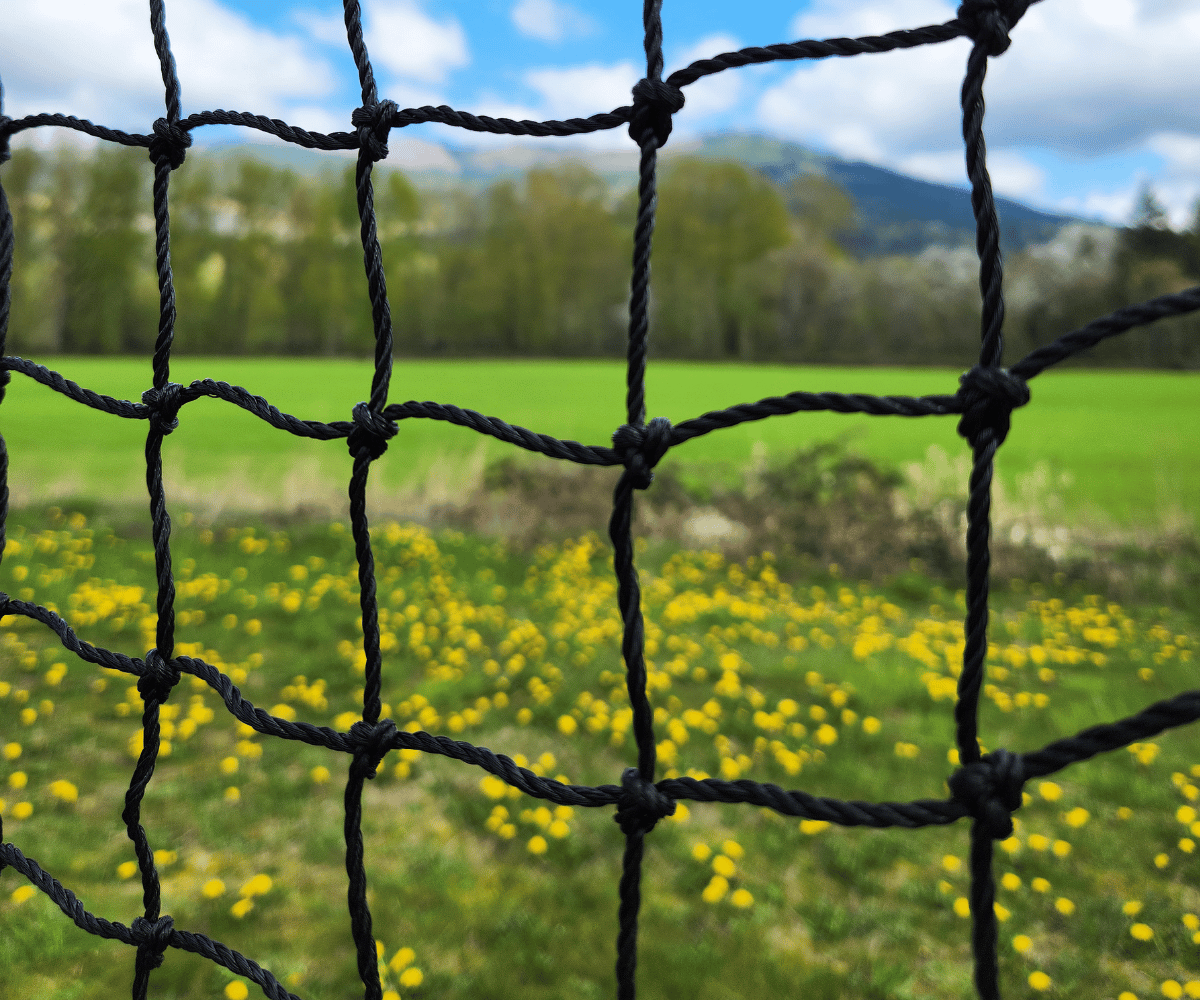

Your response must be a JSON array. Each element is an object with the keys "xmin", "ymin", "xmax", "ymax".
[{"xmin": 3, "ymin": 1, "xmax": 1200, "ymax": 998}]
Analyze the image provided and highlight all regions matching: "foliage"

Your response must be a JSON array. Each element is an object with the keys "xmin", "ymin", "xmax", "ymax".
[{"xmin": 4, "ymin": 148, "xmax": 1198, "ymax": 367}]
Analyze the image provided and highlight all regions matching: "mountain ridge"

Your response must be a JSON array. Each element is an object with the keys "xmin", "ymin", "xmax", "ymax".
[{"xmin": 195, "ymin": 131, "xmax": 1098, "ymax": 257}]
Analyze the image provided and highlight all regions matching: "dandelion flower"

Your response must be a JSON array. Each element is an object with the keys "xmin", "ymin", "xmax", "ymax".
[
  {"xmin": 1162, "ymin": 982, "xmax": 1183, "ymax": 1000},
  {"xmin": 1012, "ymin": 935, "xmax": 1032, "ymax": 954},
  {"xmin": 1130, "ymin": 923, "xmax": 1154, "ymax": 941},
  {"xmin": 1052, "ymin": 840, "xmax": 1071, "ymax": 857},
  {"xmin": 220, "ymin": 756, "xmax": 239, "ymax": 775},
  {"xmin": 1155, "ymin": 853, "xmax": 1170, "ymax": 869},
  {"xmin": 1028, "ymin": 971, "xmax": 1051, "ymax": 991},
  {"xmin": 49, "ymin": 780, "xmax": 78, "ymax": 803},
  {"xmin": 480, "ymin": 775, "xmax": 508, "ymax": 800},
  {"xmin": 8, "ymin": 771, "xmax": 27, "ymax": 790},
  {"xmin": 994, "ymin": 903, "xmax": 1011, "ymax": 921},
  {"xmin": 230, "ymin": 898, "xmax": 254, "ymax": 918},
  {"xmin": 722, "ymin": 840, "xmax": 744, "ymax": 859},
  {"xmin": 224, "ymin": 982, "xmax": 249, "ymax": 1000},
  {"xmin": 202, "ymin": 879, "xmax": 225, "ymax": 899},
  {"xmin": 1031, "ymin": 877, "xmax": 1051, "ymax": 893},
  {"xmin": 1000, "ymin": 873, "xmax": 1021, "ymax": 891},
  {"xmin": 311, "ymin": 765, "xmax": 331, "ymax": 784},
  {"xmin": 1062, "ymin": 807, "xmax": 1089, "ymax": 828},
  {"xmin": 702, "ymin": 876, "xmax": 728, "ymax": 903},
  {"xmin": 1179, "ymin": 806, "xmax": 1197, "ymax": 824},
  {"xmin": 692, "ymin": 843, "xmax": 711, "ymax": 862},
  {"xmin": 669, "ymin": 803, "xmax": 690, "ymax": 823},
  {"xmin": 1027, "ymin": 834, "xmax": 1049, "ymax": 851},
  {"xmin": 12, "ymin": 802, "xmax": 32, "ymax": 820},
  {"xmin": 712, "ymin": 855, "xmax": 736, "ymax": 878},
  {"xmin": 240, "ymin": 874, "xmax": 272, "ymax": 897},
  {"xmin": 548, "ymin": 820, "xmax": 569, "ymax": 839},
  {"xmin": 730, "ymin": 889, "xmax": 753, "ymax": 909},
  {"xmin": 117, "ymin": 861, "xmax": 138, "ymax": 879},
  {"xmin": 2, "ymin": 742, "xmax": 20, "ymax": 761},
  {"xmin": 383, "ymin": 992, "xmax": 400, "ymax": 1000},
  {"xmin": 527, "ymin": 835, "xmax": 548, "ymax": 855},
  {"xmin": 953, "ymin": 897, "xmax": 970, "ymax": 918},
  {"xmin": 10, "ymin": 885, "xmax": 36, "ymax": 904},
  {"xmin": 942, "ymin": 854, "xmax": 962, "ymax": 873},
  {"xmin": 557, "ymin": 715, "xmax": 577, "ymax": 735},
  {"xmin": 1055, "ymin": 897, "xmax": 1075, "ymax": 916},
  {"xmin": 224, "ymin": 786, "xmax": 240, "ymax": 802},
  {"xmin": 1124, "ymin": 901, "xmax": 1143, "ymax": 916},
  {"xmin": 389, "ymin": 947, "xmax": 415, "ymax": 972},
  {"xmin": 1038, "ymin": 782, "xmax": 1062, "ymax": 801},
  {"xmin": 398, "ymin": 967, "xmax": 423, "ymax": 989}
]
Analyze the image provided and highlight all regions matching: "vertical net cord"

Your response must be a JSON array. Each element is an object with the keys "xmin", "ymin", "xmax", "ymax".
[
  {"xmin": 340, "ymin": 2, "xmax": 395, "ymax": 996},
  {"xmin": 612, "ymin": 4, "xmax": 667, "ymax": 998},
  {"xmin": 958, "ymin": 40, "xmax": 1004, "ymax": 1000},
  {"xmin": 0, "ymin": 74, "xmax": 13, "ymax": 867},
  {"xmin": 129, "ymin": 2, "xmax": 189, "ymax": 992}
]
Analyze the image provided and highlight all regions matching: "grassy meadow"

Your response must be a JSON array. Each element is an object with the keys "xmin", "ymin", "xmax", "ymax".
[
  {"xmin": 1, "ymin": 357, "xmax": 1199, "ymax": 999},
  {"xmin": 1, "ymin": 506, "xmax": 1200, "ymax": 999},
  {"xmin": 1, "ymin": 357, "xmax": 1198, "ymax": 529}
]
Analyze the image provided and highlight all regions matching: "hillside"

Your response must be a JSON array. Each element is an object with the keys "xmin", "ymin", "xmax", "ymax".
[{"xmin": 196, "ymin": 131, "xmax": 1091, "ymax": 257}]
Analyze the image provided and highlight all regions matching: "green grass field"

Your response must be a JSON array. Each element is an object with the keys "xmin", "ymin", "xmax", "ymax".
[
  {"xmin": 2, "ymin": 508, "xmax": 1200, "ymax": 999},
  {"xmin": 1, "ymin": 358, "xmax": 1198, "ymax": 998},
  {"xmin": 2, "ymin": 357, "xmax": 1197, "ymax": 529}
]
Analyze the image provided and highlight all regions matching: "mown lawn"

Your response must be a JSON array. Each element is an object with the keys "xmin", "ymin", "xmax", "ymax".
[
  {"xmin": 3, "ymin": 357, "xmax": 1197, "ymax": 529},
  {"xmin": 2, "ymin": 507, "xmax": 1199, "ymax": 1000}
]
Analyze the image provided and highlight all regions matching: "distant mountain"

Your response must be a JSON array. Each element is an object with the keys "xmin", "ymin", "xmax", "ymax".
[{"xmin": 197, "ymin": 131, "xmax": 1094, "ymax": 257}]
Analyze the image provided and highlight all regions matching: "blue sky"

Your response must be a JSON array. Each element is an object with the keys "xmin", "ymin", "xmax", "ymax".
[{"xmin": 3, "ymin": 0, "xmax": 1199, "ymax": 225}]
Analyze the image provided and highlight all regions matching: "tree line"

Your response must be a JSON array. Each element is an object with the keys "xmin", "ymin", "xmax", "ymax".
[{"xmin": 2, "ymin": 144, "xmax": 1198, "ymax": 367}]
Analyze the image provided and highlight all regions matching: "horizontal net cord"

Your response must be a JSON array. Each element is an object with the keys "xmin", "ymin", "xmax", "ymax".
[
  {"xmin": 1, "ymin": 265, "xmax": 1198, "ymax": 457},
  {"xmin": 3, "ymin": 0, "xmax": 1200, "ymax": 997},
  {"xmin": 5, "ymin": 598, "xmax": 1200, "ymax": 822}
]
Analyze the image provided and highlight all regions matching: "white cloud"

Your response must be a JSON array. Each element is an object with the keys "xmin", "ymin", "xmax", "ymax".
[
  {"xmin": 788, "ymin": 0, "xmax": 955, "ymax": 38},
  {"xmin": 294, "ymin": 9, "xmax": 347, "ymax": 47},
  {"xmin": 669, "ymin": 34, "xmax": 744, "ymax": 125},
  {"xmin": 365, "ymin": 0, "xmax": 469, "ymax": 85},
  {"xmin": 524, "ymin": 61, "xmax": 640, "ymax": 120},
  {"xmin": 899, "ymin": 148, "xmax": 1046, "ymax": 200},
  {"xmin": 1, "ymin": 0, "xmax": 336, "ymax": 131},
  {"xmin": 511, "ymin": 0, "xmax": 597, "ymax": 44},
  {"xmin": 767, "ymin": 0, "xmax": 1200, "ymax": 161}
]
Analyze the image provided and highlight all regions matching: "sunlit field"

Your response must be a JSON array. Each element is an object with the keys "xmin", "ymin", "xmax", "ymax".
[
  {"xmin": 4, "ymin": 357, "xmax": 1199, "ymax": 529},
  {"xmin": 2, "ymin": 507, "xmax": 1200, "ymax": 999}
]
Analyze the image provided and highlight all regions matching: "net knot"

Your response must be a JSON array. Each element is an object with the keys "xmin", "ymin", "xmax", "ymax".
[
  {"xmin": 349, "ymin": 718, "xmax": 398, "ymax": 779},
  {"xmin": 348, "ymin": 401, "xmax": 398, "ymax": 460},
  {"xmin": 0, "ymin": 116, "xmax": 11, "ymax": 165},
  {"xmin": 613, "ymin": 417, "xmax": 672, "ymax": 490},
  {"xmin": 614, "ymin": 767, "xmax": 676, "ymax": 836},
  {"xmin": 138, "ymin": 648, "xmax": 181, "ymax": 704},
  {"xmin": 629, "ymin": 78, "xmax": 685, "ymax": 149},
  {"xmin": 141, "ymin": 382, "xmax": 185, "ymax": 435},
  {"xmin": 947, "ymin": 748, "xmax": 1025, "ymax": 840},
  {"xmin": 957, "ymin": 0, "xmax": 1031, "ymax": 56},
  {"xmin": 955, "ymin": 365, "xmax": 1029, "ymax": 449},
  {"xmin": 148, "ymin": 118, "xmax": 192, "ymax": 170},
  {"xmin": 352, "ymin": 100, "xmax": 399, "ymax": 162},
  {"xmin": 131, "ymin": 914, "xmax": 175, "ymax": 969}
]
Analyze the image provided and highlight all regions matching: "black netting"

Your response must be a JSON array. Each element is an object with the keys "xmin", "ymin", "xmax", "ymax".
[{"xmin": 2, "ymin": 2, "xmax": 1200, "ymax": 998}]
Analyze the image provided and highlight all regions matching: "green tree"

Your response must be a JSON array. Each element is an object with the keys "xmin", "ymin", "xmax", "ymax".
[
  {"xmin": 651, "ymin": 158, "xmax": 792, "ymax": 358},
  {"xmin": 59, "ymin": 146, "xmax": 155, "ymax": 353}
]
